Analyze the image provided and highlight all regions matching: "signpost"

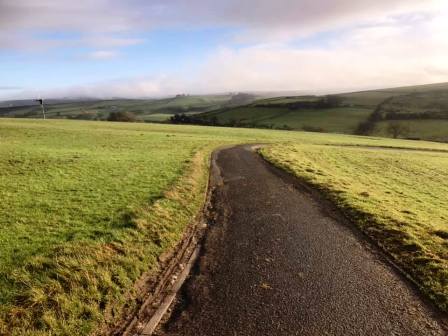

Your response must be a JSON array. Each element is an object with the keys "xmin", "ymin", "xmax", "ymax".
[{"xmin": 36, "ymin": 98, "xmax": 46, "ymax": 119}]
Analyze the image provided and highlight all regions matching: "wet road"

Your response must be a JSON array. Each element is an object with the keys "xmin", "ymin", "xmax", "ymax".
[{"xmin": 159, "ymin": 145, "xmax": 446, "ymax": 336}]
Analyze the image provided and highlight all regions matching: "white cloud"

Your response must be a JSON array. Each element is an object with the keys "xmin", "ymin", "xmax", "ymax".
[
  {"xmin": 192, "ymin": 11, "xmax": 448, "ymax": 93},
  {"xmin": 1, "ymin": 0, "xmax": 447, "ymax": 99},
  {"xmin": 86, "ymin": 50, "xmax": 119, "ymax": 60},
  {"xmin": 81, "ymin": 35, "xmax": 144, "ymax": 48},
  {"xmin": 51, "ymin": 9, "xmax": 448, "ymax": 97},
  {"xmin": 0, "ymin": 0, "xmax": 443, "ymax": 49}
]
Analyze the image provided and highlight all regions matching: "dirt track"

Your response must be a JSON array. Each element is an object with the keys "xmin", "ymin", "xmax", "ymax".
[{"xmin": 157, "ymin": 145, "xmax": 446, "ymax": 336}]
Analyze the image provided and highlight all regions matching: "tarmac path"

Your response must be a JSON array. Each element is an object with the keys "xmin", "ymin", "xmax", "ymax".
[{"xmin": 158, "ymin": 145, "xmax": 446, "ymax": 336}]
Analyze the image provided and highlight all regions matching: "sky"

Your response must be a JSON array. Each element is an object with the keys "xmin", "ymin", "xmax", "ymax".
[{"xmin": 0, "ymin": 0, "xmax": 447, "ymax": 100}]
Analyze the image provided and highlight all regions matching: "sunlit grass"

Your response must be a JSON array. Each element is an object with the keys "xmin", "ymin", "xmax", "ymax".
[
  {"xmin": 0, "ymin": 119, "xmax": 305, "ymax": 335},
  {"xmin": 1, "ymin": 118, "xmax": 447, "ymax": 334},
  {"xmin": 261, "ymin": 143, "xmax": 448, "ymax": 311}
]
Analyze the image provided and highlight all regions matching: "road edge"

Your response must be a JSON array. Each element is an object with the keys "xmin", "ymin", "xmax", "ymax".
[
  {"xmin": 115, "ymin": 146, "xmax": 226, "ymax": 336},
  {"xmin": 256, "ymin": 145, "xmax": 448, "ymax": 328}
]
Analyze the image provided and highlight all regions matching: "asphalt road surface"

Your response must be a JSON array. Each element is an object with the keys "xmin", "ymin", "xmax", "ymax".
[{"xmin": 158, "ymin": 145, "xmax": 446, "ymax": 336}]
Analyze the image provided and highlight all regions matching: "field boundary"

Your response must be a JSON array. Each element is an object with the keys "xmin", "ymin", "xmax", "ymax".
[
  {"xmin": 323, "ymin": 143, "xmax": 448, "ymax": 153},
  {"xmin": 109, "ymin": 146, "xmax": 226, "ymax": 336}
]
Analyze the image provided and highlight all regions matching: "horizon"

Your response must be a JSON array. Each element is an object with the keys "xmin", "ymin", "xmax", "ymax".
[
  {"xmin": 2, "ymin": 81, "xmax": 448, "ymax": 104},
  {"xmin": 1, "ymin": 0, "xmax": 447, "ymax": 100}
]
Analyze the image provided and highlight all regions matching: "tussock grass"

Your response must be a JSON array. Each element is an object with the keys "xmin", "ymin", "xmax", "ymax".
[
  {"xmin": 5, "ymin": 150, "xmax": 210, "ymax": 335},
  {"xmin": 0, "ymin": 121, "xmax": 215, "ymax": 335},
  {"xmin": 0, "ymin": 119, "xmax": 309, "ymax": 335},
  {"xmin": 1, "ymin": 119, "xmax": 447, "ymax": 334},
  {"xmin": 261, "ymin": 143, "xmax": 448, "ymax": 311}
]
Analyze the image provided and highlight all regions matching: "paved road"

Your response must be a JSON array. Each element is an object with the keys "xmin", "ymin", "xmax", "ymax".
[{"xmin": 159, "ymin": 146, "xmax": 446, "ymax": 336}]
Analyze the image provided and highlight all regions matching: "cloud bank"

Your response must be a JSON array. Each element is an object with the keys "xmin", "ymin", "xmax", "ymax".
[{"xmin": 1, "ymin": 0, "xmax": 447, "ymax": 98}]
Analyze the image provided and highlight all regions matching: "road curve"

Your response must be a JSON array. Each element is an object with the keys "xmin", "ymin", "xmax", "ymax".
[{"xmin": 158, "ymin": 145, "xmax": 446, "ymax": 336}]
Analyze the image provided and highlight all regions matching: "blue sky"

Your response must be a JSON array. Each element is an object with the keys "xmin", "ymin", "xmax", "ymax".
[
  {"xmin": 1, "ymin": 28, "xmax": 228, "ymax": 88},
  {"xmin": 0, "ymin": 0, "xmax": 447, "ymax": 100}
]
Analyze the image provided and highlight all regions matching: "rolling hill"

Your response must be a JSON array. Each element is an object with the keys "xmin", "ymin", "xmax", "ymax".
[
  {"xmin": 0, "ymin": 93, "xmax": 256, "ymax": 122},
  {"xmin": 2, "ymin": 83, "xmax": 448, "ymax": 142},
  {"xmin": 193, "ymin": 82, "xmax": 448, "ymax": 142}
]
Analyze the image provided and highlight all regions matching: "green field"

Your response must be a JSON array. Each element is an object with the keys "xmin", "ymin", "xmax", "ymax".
[
  {"xmin": 1, "ymin": 119, "xmax": 448, "ymax": 335},
  {"xmin": 340, "ymin": 82, "xmax": 448, "ymax": 108},
  {"xmin": 374, "ymin": 120, "xmax": 448, "ymax": 142},
  {"xmin": 194, "ymin": 82, "xmax": 448, "ymax": 141},
  {"xmin": 0, "ymin": 119, "xmax": 306, "ymax": 335},
  {"xmin": 2, "ymin": 82, "xmax": 448, "ymax": 142},
  {"xmin": 261, "ymin": 143, "xmax": 448, "ymax": 312},
  {"xmin": 0, "ymin": 94, "xmax": 251, "ymax": 122},
  {"xmin": 201, "ymin": 106, "xmax": 371, "ymax": 133}
]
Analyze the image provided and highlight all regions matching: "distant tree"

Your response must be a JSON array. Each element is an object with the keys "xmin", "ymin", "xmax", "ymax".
[
  {"xmin": 280, "ymin": 124, "xmax": 293, "ymax": 130},
  {"xmin": 315, "ymin": 95, "xmax": 343, "ymax": 108},
  {"xmin": 324, "ymin": 95, "xmax": 343, "ymax": 107},
  {"xmin": 170, "ymin": 113, "xmax": 187, "ymax": 124},
  {"xmin": 355, "ymin": 120, "xmax": 375, "ymax": 135},
  {"xmin": 302, "ymin": 125, "xmax": 326, "ymax": 133},
  {"xmin": 228, "ymin": 119, "xmax": 238, "ymax": 127},
  {"xmin": 107, "ymin": 111, "xmax": 137, "ymax": 122},
  {"xmin": 170, "ymin": 113, "xmax": 206, "ymax": 125},
  {"xmin": 386, "ymin": 122, "xmax": 410, "ymax": 139},
  {"xmin": 210, "ymin": 116, "xmax": 219, "ymax": 126}
]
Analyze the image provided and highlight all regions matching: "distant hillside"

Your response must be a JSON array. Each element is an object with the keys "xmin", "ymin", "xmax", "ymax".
[
  {"xmin": 187, "ymin": 82, "xmax": 448, "ymax": 142},
  {"xmin": 3, "ymin": 83, "xmax": 448, "ymax": 142},
  {"xmin": 0, "ymin": 93, "xmax": 257, "ymax": 122}
]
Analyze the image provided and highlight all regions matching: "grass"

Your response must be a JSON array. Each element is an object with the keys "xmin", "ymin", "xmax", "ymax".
[
  {"xmin": 3, "ymin": 82, "xmax": 448, "ymax": 143},
  {"xmin": 379, "ymin": 91, "xmax": 448, "ymax": 116},
  {"xmin": 373, "ymin": 120, "xmax": 448, "ymax": 142},
  {"xmin": 263, "ymin": 107, "xmax": 371, "ymax": 133},
  {"xmin": 0, "ymin": 120, "xmax": 213, "ymax": 335},
  {"xmin": 260, "ymin": 142, "xmax": 448, "ymax": 311},
  {"xmin": 195, "ymin": 82, "xmax": 448, "ymax": 141},
  {"xmin": 1, "ymin": 118, "xmax": 448, "ymax": 335},
  {"xmin": 0, "ymin": 95, "xmax": 237, "ymax": 122},
  {"xmin": 340, "ymin": 82, "xmax": 448, "ymax": 107},
  {"xmin": 201, "ymin": 106, "xmax": 372, "ymax": 133},
  {"xmin": 0, "ymin": 119, "xmax": 306, "ymax": 335}
]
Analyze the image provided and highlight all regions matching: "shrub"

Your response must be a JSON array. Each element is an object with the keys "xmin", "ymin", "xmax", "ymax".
[
  {"xmin": 107, "ymin": 111, "xmax": 137, "ymax": 122},
  {"xmin": 387, "ymin": 122, "xmax": 410, "ymax": 139},
  {"xmin": 355, "ymin": 120, "xmax": 376, "ymax": 135},
  {"xmin": 302, "ymin": 125, "xmax": 326, "ymax": 133}
]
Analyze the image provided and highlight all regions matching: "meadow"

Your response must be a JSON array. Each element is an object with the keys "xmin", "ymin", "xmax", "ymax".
[
  {"xmin": 261, "ymin": 143, "xmax": 448, "ymax": 312},
  {"xmin": 200, "ymin": 106, "xmax": 371, "ymax": 133},
  {"xmin": 0, "ymin": 95, "xmax": 238, "ymax": 122},
  {"xmin": 195, "ymin": 82, "xmax": 448, "ymax": 141},
  {"xmin": 0, "ymin": 119, "xmax": 304, "ymax": 335},
  {"xmin": 374, "ymin": 120, "xmax": 448, "ymax": 142},
  {"xmin": 3, "ymin": 82, "xmax": 448, "ymax": 143},
  {"xmin": 0, "ymin": 118, "xmax": 447, "ymax": 335}
]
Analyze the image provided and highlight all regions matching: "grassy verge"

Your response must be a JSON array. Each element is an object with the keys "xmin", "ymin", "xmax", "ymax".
[
  {"xmin": 0, "ymin": 121, "xmax": 219, "ymax": 335},
  {"xmin": 1, "ymin": 119, "xmax": 447, "ymax": 334},
  {"xmin": 0, "ymin": 119, "xmax": 308, "ymax": 335},
  {"xmin": 260, "ymin": 143, "xmax": 448, "ymax": 311}
]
